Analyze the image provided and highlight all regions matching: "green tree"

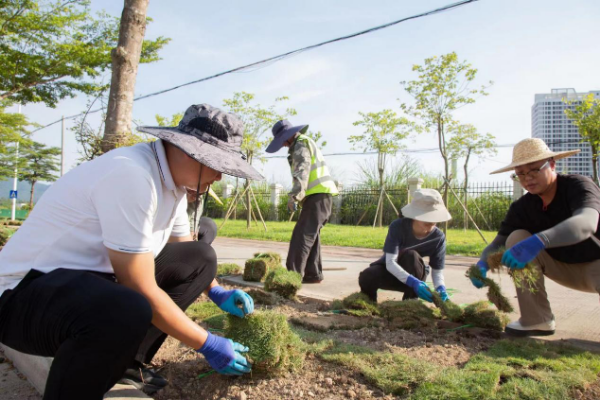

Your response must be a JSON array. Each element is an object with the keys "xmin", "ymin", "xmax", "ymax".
[
  {"xmin": 19, "ymin": 141, "xmax": 60, "ymax": 207},
  {"xmin": 223, "ymin": 92, "xmax": 296, "ymax": 228},
  {"xmin": 447, "ymin": 123, "xmax": 496, "ymax": 229},
  {"xmin": 564, "ymin": 93, "xmax": 600, "ymax": 185},
  {"xmin": 351, "ymin": 109, "xmax": 410, "ymax": 226},
  {"xmin": 155, "ymin": 112, "xmax": 183, "ymax": 127},
  {"xmin": 0, "ymin": 100, "xmax": 33, "ymax": 180},
  {"xmin": 0, "ymin": 0, "xmax": 169, "ymax": 107},
  {"xmin": 305, "ymin": 130, "xmax": 327, "ymax": 148},
  {"xmin": 400, "ymin": 52, "xmax": 492, "ymax": 232}
]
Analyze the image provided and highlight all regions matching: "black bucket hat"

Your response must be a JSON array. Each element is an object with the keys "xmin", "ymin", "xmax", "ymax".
[
  {"xmin": 137, "ymin": 104, "xmax": 264, "ymax": 181},
  {"xmin": 265, "ymin": 120, "xmax": 308, "ymax": 153}
]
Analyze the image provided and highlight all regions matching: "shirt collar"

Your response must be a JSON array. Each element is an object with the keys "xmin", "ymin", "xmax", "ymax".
[{"xmin": 151, "ymin": 139, "xmax": 177, "ymax": 191}]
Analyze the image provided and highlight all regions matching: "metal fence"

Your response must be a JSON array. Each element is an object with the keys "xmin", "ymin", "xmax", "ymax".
[{"xmin": 204, "ymin": 181, "xmax": 516, "ymax": 231}]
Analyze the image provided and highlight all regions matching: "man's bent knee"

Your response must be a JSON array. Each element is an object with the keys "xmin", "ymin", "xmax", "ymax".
[{"xmin": 506, "ymin": 230, "xmax": 532, "ymax": 248}]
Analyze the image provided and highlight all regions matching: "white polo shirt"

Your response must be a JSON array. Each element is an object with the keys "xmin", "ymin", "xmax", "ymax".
[{"xmin": 0, "ymin": 139, "xmax": 190, "ymax": 294}]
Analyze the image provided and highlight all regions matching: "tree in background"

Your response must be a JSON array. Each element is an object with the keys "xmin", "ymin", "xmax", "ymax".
[
  {"xmin": 564, "ymin": 94, "xmax": 600, "ymax": 185},
  {"xmin": 223, "ymin": 92, "xmax": 296, "ymax": 229},
  {"xmin": 447, "ymin": 123, "xmax": 497, "ymax": 229},
  {"xmin": 350, "ymin": 109, "xmax": 410, "ymax": 227},
  {"xmin": 19, "ymin": 141, "xmax": 61, "ymax": 207},
  {"xmin": 0, "ymin": 100, "xmax": 33, "ymax": 180},
  {"xmin": 305, "ymin": 130, "xmax": 327, "ymax": 148},
  {"xmin": 400, "ymin": 52, "xmax": 492, "ymax": 232},
  {"xmin": 155, "ymin": 112, "xmax": 184, "ymax": 128},
  {"xmin": 0, "ymin": 0, "xmax": 169, "ymax": 108}
]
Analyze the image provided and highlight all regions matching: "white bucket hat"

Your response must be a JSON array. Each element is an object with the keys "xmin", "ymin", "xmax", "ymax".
[
  {"xmin": 401, "ymin": 189, "xmax": 451, "ymax": 223},
  {"xmin": 490, "ymin": 138, "xmax": 580, "ymax": 175}
]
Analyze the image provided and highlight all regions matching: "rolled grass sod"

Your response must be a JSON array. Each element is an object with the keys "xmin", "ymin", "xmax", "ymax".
[
  {"xmin": 379, "ymin": 299, "xmax": 437, "ymax": 329},
  {"xmin": 253, "ymin": 252, "xmax": 282, "ymax": 263},
  {"xmin": 431, "ymin": 292, "xmax": 464, "ymax": 322},
  {"xmin": 225, "ymin": 310, "xmax": 306, "ymax": 376},
  {"xmin": 463, "ymin": 301, "xmax": 510, "ymax": 332},
  {"xmin": 246, "ymin": 288, "xmax": 283, "ymax": 305},
  {"xmin": 216, "ymin": 262, "xmax": 242, "ymax": 276},
  {"xmin": 243, "ymin": 254, "xmax": 281, "ymax": 282},
  {"xmin": 264, "ymin": 268, "xmax": 302, "ymax": 299},
  {"xmin": 341, "ymin": 292, "xmax": 380, "ymax": 316}
]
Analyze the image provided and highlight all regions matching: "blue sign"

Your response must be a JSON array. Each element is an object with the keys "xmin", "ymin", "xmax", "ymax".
[{"xmin": 9, "ymin": 190, "xmax": 17, "ymax": 199}]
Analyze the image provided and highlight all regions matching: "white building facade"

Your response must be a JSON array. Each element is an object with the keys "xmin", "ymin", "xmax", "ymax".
[{"xmin": 532, "ymin": 88, "xmax": 600, "ymax": 177}]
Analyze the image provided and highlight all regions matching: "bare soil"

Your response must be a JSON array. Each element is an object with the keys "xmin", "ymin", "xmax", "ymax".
[{"xmin": 149, "ymin": 283, "xmax": 596, "ymax": 400}]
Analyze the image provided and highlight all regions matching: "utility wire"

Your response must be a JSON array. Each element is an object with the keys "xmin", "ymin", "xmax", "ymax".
[{"xmin": 29, "ymin": 0, "xmax": 478, "ymax": 135}]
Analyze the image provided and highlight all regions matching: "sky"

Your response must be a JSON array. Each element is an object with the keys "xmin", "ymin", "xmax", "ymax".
[{"xmin": 11, "ymin": 0, "xmax": 600, "ymax": 188}]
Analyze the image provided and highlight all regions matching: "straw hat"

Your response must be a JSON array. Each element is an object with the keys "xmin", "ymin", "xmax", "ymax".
[
  {"xmin": 401, "ymin": 189, "xmax": 451, "ymax": 223},
  {"xmin": 490, "ymin": 138, "xmax": 580, "ymax": 175}
]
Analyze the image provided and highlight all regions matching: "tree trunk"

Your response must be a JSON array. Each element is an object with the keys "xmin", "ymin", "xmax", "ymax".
[
  {"xmin": 246, "ymin": 180, "xmax": 251, "ymax": 229},
  {"xmin": 592, "ymin": 144, "xmax": 599, "ymax": 186},
  {"xmin": 29, "ymin": 180, "xmax": 36, "ymax": 209},
  {"xmin": 438, "ymin": 118, "xmax": 449, "ymax": 234},
  {"xmin": 102, "ymin": 0, "xmax": 149, "ymax": 152},
  {"xmin": 377, "ymin": 152, "xmax": 385, "ymax": 228},
  {"xmin": 463, "ymin": 149, "xmax": 471, "ymax": 231}
]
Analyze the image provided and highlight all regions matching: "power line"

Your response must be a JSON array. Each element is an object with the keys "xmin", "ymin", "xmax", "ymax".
[{"xmin": 29, "ymin": 0, "xmax": 479, "ymax": 135}]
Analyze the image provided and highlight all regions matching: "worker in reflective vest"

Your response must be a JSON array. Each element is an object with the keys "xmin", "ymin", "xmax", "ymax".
[{"xmin": 266, "ymin": 120, "xmax": 339, "ymax": 283}]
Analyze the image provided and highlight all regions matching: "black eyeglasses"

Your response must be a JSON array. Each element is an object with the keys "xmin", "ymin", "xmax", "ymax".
[{"xmin": 510, "ymin": 160, "xmax": 550, "ymax": 182}]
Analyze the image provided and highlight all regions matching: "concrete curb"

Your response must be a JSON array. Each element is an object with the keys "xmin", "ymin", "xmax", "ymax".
[{"xmin": 0, "ymin": 344, "xmax": 151, "ymax": 399}]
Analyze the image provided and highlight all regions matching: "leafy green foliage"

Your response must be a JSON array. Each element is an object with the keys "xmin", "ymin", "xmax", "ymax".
[
  {"xmin": 447, "ymin": 123, "xmax": 497, "ymax": 186},
  {"xmin": 0, "ymin": 227, "xmax": 11, "ymax": 246},
  {"xmin": 19, "ymin": 141, "xmax": 61, "ymax": 206},
  {"xmin": 0, "ymin": 0, "xmax": 170, "ymax": 107},
  {"xmin": 350, "ymin": 109, "xmax": 410, "ymax": 155}
]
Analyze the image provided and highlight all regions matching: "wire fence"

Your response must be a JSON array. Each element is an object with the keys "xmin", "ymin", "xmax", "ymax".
[{"xmin": 203, "ymin": 181, "xmax": 516, "ymax": 231}]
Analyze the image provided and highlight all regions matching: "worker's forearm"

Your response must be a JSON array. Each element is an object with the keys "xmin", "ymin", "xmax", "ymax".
[
  {"xmin": 385, "ymin": 252, "xmax": 410, "ymax": 284},
  {"xmin": 203, "ymin": 278, "xmax": 220, "ymax": 296},
  {"xmin": 538, "ymin": 208, "xmax": 599, "ymax": 248},
  {"xmin": 145, "ymin": 286, "xmax": 208, "ymax": 350}
]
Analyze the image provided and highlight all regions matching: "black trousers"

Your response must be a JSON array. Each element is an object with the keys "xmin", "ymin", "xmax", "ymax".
[
  {"xmin": 286, "ymin": 193, "xmax": 333, "ymax": 281},
  {"xmin": 358, "ymin": 250, "xmax": 430, "ymax": 302},
  {"xmin": 197, "ymin": 216, "xmax": 217, "ymax": 245},
  {"xmin": 0, "ymin": 240, "xmax": 217, "ymax": 400}
]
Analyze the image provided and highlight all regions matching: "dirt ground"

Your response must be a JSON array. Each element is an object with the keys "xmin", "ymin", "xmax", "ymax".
[{"xmin": 149, "ymin": 282, "xmax": 598, "ymax": 400}]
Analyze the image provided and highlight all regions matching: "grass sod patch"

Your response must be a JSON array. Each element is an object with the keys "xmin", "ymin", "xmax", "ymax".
[
  {"xmin": 379, "ymin": 299, "xmax": 438, "ymax": 329},
  {"xmin": 463, "ymin": 301, "xmax": 510, "ymax": 332},
  {"xmin": 243, "ymin": 256, "xmax": 280, "ymax": 282},
  {"xmin": 0, "ymin": 227, "xmax": 10, "ymax": 246},
  {"xmin": 320, "ymin": 343, "xmax": 437, "ymax": 396},
  {"xmin": 253, "ymin": 252, "xmax": 282, "ymax": 263},
  {"xmin": 466, "ymin": 264, "xmax": 514, "ymax": 313},
  {"xmin": 264, "ymin": 268, "xmax": 302, "ymax": 299},
  {"xmin": 225, "ymin": 310, "xmax": 306, "ymax": 376},
  {"xmin": 186, "ymin": 302, "xmax": 224, "ymax": 322},
  {"xmin": 213, "ymin": 218, "xmax": 496, "ymax": 256},
  {"xmin": 431, "ymin": 291, "xmax": 464, "ymax": 322},
  {"xmin": 341, "ymin": 292, "xmax": 380, "ymax": 316},
  {"xmin": 216, "ymin": 262, "xmax": 242, "ymax": 276},
  {"xmin": 488, "ymin": 249, "xmax": 541, "ymax": 293},
  {"xmin": 245, "ymin": 288, "xmax": 283, "ymax": 305},
  {"xmin": 412, "ymin": 339, "xmax": 600, "ymax": 400}
]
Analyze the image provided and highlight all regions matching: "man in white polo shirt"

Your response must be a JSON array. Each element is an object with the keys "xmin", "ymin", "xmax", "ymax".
[{"xmin": 0, "ymin": 104, "xmax": 262, "ymax": 399}]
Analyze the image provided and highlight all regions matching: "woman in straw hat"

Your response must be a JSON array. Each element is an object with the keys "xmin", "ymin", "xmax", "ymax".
[
  {"xmin": 471, "ymin": 138, "xmax": 600, "ymax": 337},
  {"xmin": 359, "ymin": 189, "xmax": 451, "ymax": 303}
]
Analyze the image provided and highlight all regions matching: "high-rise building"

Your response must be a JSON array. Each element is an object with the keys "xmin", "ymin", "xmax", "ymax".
[{"xmin": 532, "ymin": 88, "xmax": 600, "ymax": 177}]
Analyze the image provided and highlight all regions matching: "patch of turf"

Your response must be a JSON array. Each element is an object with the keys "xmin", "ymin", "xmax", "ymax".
[
  {"xmin": 225, "ymin": 310, "xmax": 306, "ymax": 376},
  {"xmin": 321, "ymin": 343, "xmax": 437, "ymax": 396},
  {"xmin": 466, "ymin": 264, "xmax": 514, "ymax": 313},
  {"xmin": 463, "ymin": 301, "xmax": 510, "ymax": 332},
  {"xmin": 487, "ymin": 249, "xmax": 541, "ymax": 294},
  {"xmin": 204, "ymin": 314, "xmax": 227, "ymax": 330},
  {"xmin": 216, "ymin": 263, "xmax": 242, "ymax": 276},
  {"xmin": 264, "ymin": 267, "xmax": 302, "ymax": 299},
  {"xmin": 0, "ymin": 227, "xmax": 11, "ymax": 246},
  {"xmin": 379, "ymin": 299, "xmax": 437, "ymax": 329},
  {"xmin": 253, "ymin": 252, "xmax": 282, "ymax": 263},
  {"xmin": 246, "ymin": 288, "xmax": 283, "ymax": 306},
  {"xmin": 341, "ymin": 292, "xmax": 380, "ymax": 316},
  {"xmin": 431, "ymin": 292, "xmax": 464, "ymax": 322},
  {"xmin": 186, "ymin": 302, "xmax": 224, "ymax": 322}
]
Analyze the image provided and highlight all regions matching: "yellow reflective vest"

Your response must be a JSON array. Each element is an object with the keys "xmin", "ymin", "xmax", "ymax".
[{"xmin": 295, "ymin": 135, "xmax": 339, "ymax": 197}]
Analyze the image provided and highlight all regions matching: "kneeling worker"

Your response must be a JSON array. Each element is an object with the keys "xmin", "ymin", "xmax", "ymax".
[
  {"xmin": 470, "ymin": 138, "xmax": 600, "ymax": 337},
  {"xmin": 359, "ymin": 189, "xmax": 451, "ymax": 303}
]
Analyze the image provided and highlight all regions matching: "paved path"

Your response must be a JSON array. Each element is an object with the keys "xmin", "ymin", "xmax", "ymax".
[{"xmin": 214, "ymin": 237, "xmax": 600, "ymax": 352}]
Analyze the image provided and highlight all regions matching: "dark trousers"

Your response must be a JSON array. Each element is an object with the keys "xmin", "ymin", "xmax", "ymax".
[
  {"xmin": 197, "ymin": 216, "xmax": 217, "ymax": 245},
  {"xmin": 358, "ymin": 250, "xmax": 430, "ymax": 302},
  {"xmin": 286, "ymin": 193, "xmax": 333, "ymax": 281},
  {"xmin": 0, "ymin": 240, "xmax": 217, "ymax": 400}
]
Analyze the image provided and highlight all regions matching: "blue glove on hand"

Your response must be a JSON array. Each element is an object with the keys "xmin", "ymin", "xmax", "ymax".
[
  {"xmin": 208, "ymin": 286, "xmax": 254, "ymax": 318},
  {"xmin": 470, "ymin": 260, "xmax": 488, "ymax": 289},
  {"xmin": 197, "ymin": 332, "xmax": 251, "ymax": 375},
  {"xmin": 502, "ymin": 235, "xmax": 545, "ymax": 270},
  {"xmin": 436, "ymin": 285, "xmax": 449, "ymax": 302},
  {"xmin": 406, "ymin": 275, "xmax": 433, "ymax": 303}
]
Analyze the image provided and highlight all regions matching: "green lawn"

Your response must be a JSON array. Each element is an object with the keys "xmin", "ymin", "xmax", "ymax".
[{"xmin": 214, "ymin": 219, "xmax": 496, "ymax": 256}]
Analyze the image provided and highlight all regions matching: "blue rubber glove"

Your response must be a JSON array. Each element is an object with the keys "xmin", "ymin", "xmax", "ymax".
[
  {"xmin": 406, "ymin": 275, "xmax": 433, "ymax": 303},
  {"xmin": 470, "ymin": 260, "xmax": 488, "ymax": 289},
  {"xmin": 208, "ymin": 286, "xmax": 254, "ymax": 318},
  {"xmin": 502, "ymin": 235, "xmax": 545, "ymax": 270},
  {"xmin": 197, "ymin": 332, "xmax": 251, "ymax": 375},
  {"xmin": 436, "ymin": 285, "xmax": 449, "ymax": 302}
]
